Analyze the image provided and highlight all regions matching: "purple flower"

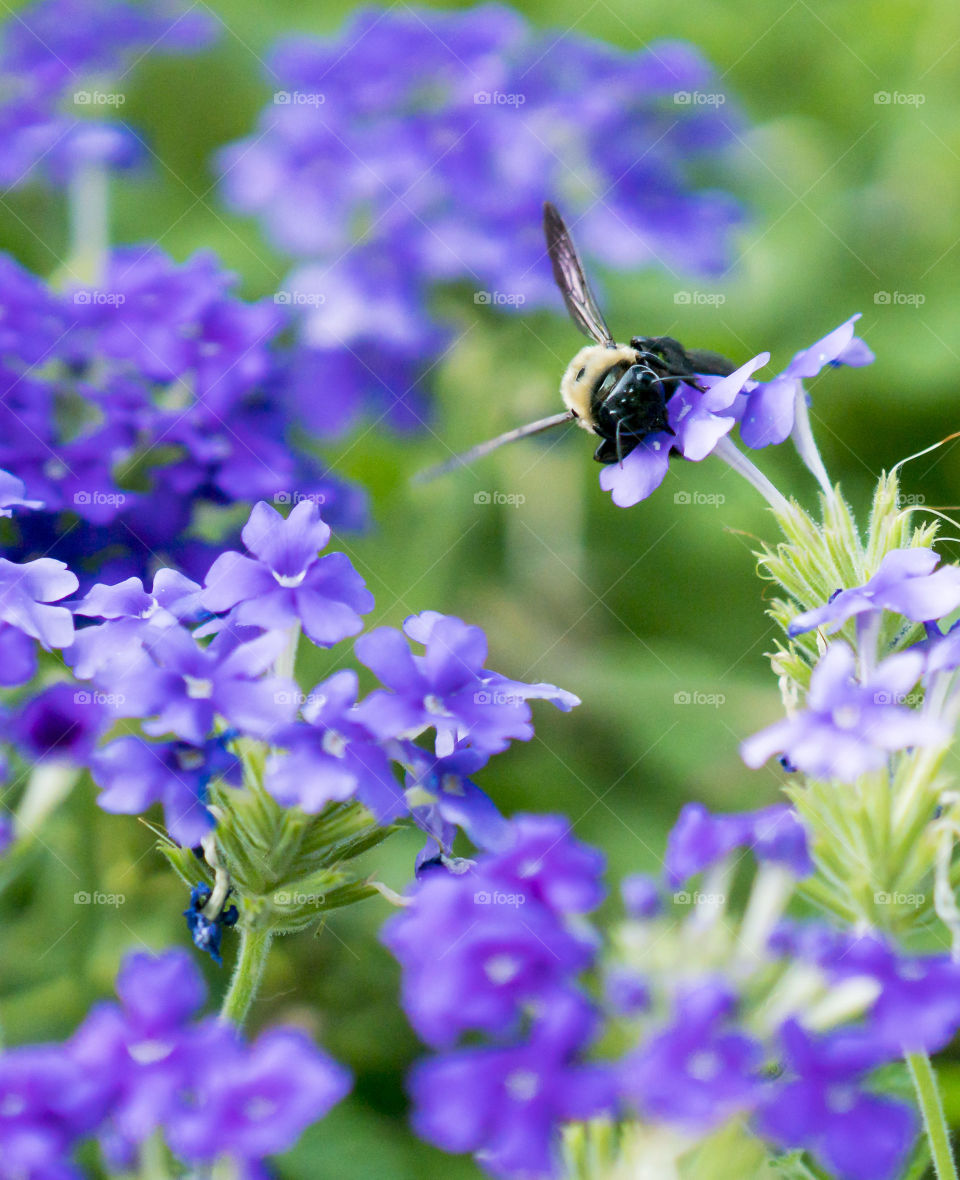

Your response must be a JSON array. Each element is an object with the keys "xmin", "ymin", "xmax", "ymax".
[
  {"xmin": 356, "ymin": 612, "xmax": 577, "ymax": 755},
  {"xmin": 8, "ymin": 682, "xmax": 106, "ymax": 763},
  {"xmin": 383, "ymin": 868, "xmax": 595, "ymax": 1049},
  {"xmin": 403, "ymin": 744, "xmax": 508, "ymax": 858},
  {"xmin": 738, "ymin": 315, "xmax": 874, "ymax": 449},
  {"xmin": 91, "ymin": 736, "xmax": 239, "ymax": 846},
  {"xmin": 183, "ymin": 883, "xmax": 238, "ymax": 966},
  {"xmin": 665, "ymin": 802, "xmax": 812, "ymax": 886},
  {"xmin": 620, "ymin": 981, "xmax": 762, "ymax": 1128},
  {"xmin": 0, "ymin": 468, "xmax": 42, "ymax": 516},
  {"xmin": 599, "ymin": 354, "xmax": 768, "ymax": 507},
  {"xmin": 604, "ymin": 968, "xmax": 650, "ymax": 1016},
  {"xmin": 265, "ymin": 670, "xmax": 404, "ymax": 821},
  {"xmin": 0, "ymin": 557, "xmax": 78, "ymax": 685},
  {"xmin": 0, "ymin": 0, "xmax": 215, "ymax": 189},
  {"xmin": 758, "ymin": 1022, "xmax": 915, "ymax": 1180},
  {"xmin": 106, "ymin": 626, "xmax": 298, "ymax": 746},
  {"xmin": 621, "ymin": 873, "xmax": 662, "ymax": 918},
  {"xmin": 789, "ymin": 547, "xmax": 960, "ymax": 636},
  {"xmin": 0, "ymin": 1043, "xmax": 109, "ymax": 1179},
  {"xmin": 202, "ymin": 500, "xmax": 373, "ymax": 646},
  {"xmin": 67, "ymin": 568, "xmax": 204, "ymax": 680},
  {"xmin": 481, "ymin": 813, "xmax": 605, "ymax": 914},
  {"xmin": 165, "ymin": 1025, "xmax": 351, "ymax": 1163},
  {"xmin": 410, "ymin": 992, "xmax": 615, "ymax": 1178},
  {"xmin": 741, "ymin": 643, "xmax": 946, "ymax": 780},
  {"xmin": 786, "ymin": 929, "xmax": 960, "ymax": 1057}
]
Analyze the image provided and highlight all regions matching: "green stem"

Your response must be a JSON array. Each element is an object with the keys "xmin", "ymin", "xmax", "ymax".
[
  {"xmin": 907, "ymin": 1051, "xmax": 958, "ymax": 1180},
  {"xmin": 219, "ymin": 922, "xmax": 273, "ymax": 1028}
]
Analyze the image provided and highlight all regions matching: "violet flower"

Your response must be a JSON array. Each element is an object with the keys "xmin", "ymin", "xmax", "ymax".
[
  {"xmin": 737, "ymin": 315, "xmax": 874, "ymax": 450},
  {"xmin": 356, "ymin": 612, "xmax": 577, "ymax": 755},
  {"xmin": 789, "ymin": 547, "xmax": 960, "ymax": 636},
  {"xmin": 599, "ymin": 353, "xmax": 769, "ymax": 508},
  {"xmin": 202, "ymin": 499, "xmax": 373, "ymax": 646},
  {"xmin": 0, "ymin": 556, "xmax": 78, "ymax": 685},
  {"xmin": 741, "ymin": 643, "xmax": 945, "ymax": 780},
  {"xmin": 665, "ymin": 802, "xmax": 813, "ymax": 886}
]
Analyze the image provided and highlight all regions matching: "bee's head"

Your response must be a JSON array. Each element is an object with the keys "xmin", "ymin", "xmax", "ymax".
[{"xmin": 559, "ymin": 342, "xmax": 639, "ymax": 430}]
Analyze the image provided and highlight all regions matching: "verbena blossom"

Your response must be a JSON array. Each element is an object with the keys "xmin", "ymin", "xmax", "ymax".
[
  {"xmin": 0, "ymin": 0, "xmax": 214, "ymax": 188},
  {"xmin": 265, "ymin": 669, "xmax": 404, "ymax": 821},
  {"xmin": 201, "ymin": 499, "xmax": 374, "ymax": 646},
  {"xmin": 355, "ymin": 611, "xmax": 578, "ymax": 754},
  {"xmin": 386, "ymin": 817, "xmax": 611, "ymax": 1175},
  {"xmin": 219, "ymin": 6, "xmax": 745, "ymax": 415},
  {"xmin": 410, "ymin": 991, "xmax": 615, "ymax": 1180},
  {"xmin": 2, "ymin": 948, "xmax": 352, "ymax": 1172},
  {"xmin": 741, "ymin": 642, "xmax": 945, "ymax": 780},
  {"xmin": 91, "ymin": 736, "xmax": 240, "ymax": 847},
  {"xmin": 789, "ymin": 547, "xmax": 960, "ymax": 636},
  {"xmin": 598, "ymin": 354, "xmax": 769, "ymax": 508},
  {"xmin": 664, "ymin": 802, "xmax": 813, "ymax": 885},
  {"xmin": 619, "ymin": 981, "xmax": 762, "ymax": 1127},
  {"xmin": 737, "ymin": 315, "xmax": 874, "ymax": 449},
  {"xmin": 757, "ymin": 1022, "xmax": 915, "ymax": 1180},
  {"xmin": 0, "ymin": 556, "xmax": 78, "ymax": 685},
  {"xmin": 0, "ymin": 250, "xmax": 365, "ymax": 585},
  {"xmin": 382, "ymin": 815, "xmax": 603, "ymax": 1048}
]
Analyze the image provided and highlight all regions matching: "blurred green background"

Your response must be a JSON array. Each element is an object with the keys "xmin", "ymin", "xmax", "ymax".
[{"xmin": 4, "ymin": 0, "xmax": 960, "ymax": 1174}]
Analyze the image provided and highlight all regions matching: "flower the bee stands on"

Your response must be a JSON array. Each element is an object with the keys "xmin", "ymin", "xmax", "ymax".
[{"xmin": 4, "ymin": 4, "xmax": 960, "ymax": 1180}]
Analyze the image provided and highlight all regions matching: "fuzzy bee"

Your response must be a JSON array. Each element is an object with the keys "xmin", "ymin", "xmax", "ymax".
[{"xmin": 418, "ymin": 202, "xmax": 736, "ymax": 480}]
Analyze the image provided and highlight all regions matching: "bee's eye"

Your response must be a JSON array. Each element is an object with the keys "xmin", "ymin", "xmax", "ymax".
[{"xmin": 576, "ymin": 366, "xmax": 586, "ymax": 381}]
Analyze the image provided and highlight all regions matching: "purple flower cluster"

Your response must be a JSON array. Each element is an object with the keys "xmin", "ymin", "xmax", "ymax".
[
  {"xmin": 601, "ymin": 316, "xmax": 873, "ymax": 508},
  {"xmin": 385, "ymin": 815, "xmax": 613, "ymax": 1177},
  {"xmin": 219, "ymin": 6, "xmax": 744, "ymax": 419},
  {"xmin": 0, "ymin": 948, "xmax": 350, "ymax": 1176},
  {"xmin": 743, "ymin": 546, "xmax": 960, "ymax": 781},
  {"xmin": 45, "ymin": 500, "xmax": 578, "ymax": 880},
  {"xmin": 665, "ymin": 801, "xmax": 813, "ymax": 885},
  {"xmin": 0, "ymin": 0, "xmax": 214, "ymax": 187},
  {"xmin": 0, "ymin": 247, "xmax": 366, "ymax": 584}
]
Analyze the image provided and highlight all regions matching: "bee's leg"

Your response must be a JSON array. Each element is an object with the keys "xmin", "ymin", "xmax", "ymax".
[
  {"xmin": 631, "ymin": 335, "xmax": 696, "ymax": 376},
  {"xmin": 593, "ymin": 437, "xmax": 620, "ymax": 464}
]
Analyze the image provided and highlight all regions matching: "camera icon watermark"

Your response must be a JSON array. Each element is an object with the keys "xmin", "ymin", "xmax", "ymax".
[
  {"xmin": 274, "ymin": 90, "xmax": 326, "ymax": 106},
  {"xmin": 873, "ymin": 290, "xmax": 925, "ymax": 307},
  {"xmin": 74, "ymin": 890, "xmax": 126, "ymax": 907},
  {"xmin": 474, "ymin": 889, "xmax": 525, "ymax": 907},
  {"xmin": 74, "ymin": 90, "xmax": 125, "ymax": 106},
  {"xmin": 874, "ymin": 890, "xmax": 925, "ymax": 907},
  {"xmin": 473, "ymin": 290, "xmax": 526, "ymax": 307},
  {"xmin": 674, "ymin": 491, "xmax": 725, "ymax": 507},
  {"xmin": 73, "ymin": 290, "xmax": 126, "ymax": 306},
  {"xmin": 273, "ymin": 890, "xmax": 326, "ymax": 906},
  {"xmin": 874, "ymin": 90, "xmax": 925, "ymax": 106},
  {"xmin": 474, "ymin": 490, "xmax": 525, "ymax": 506},
  {"xmin": 673, "ymin": 91, "xmax": 725, "ymax": 106},
  {"xmin": 274, "ymin": 290, "xmax": 326, "ymax": 307},
  {"xmin": 673, "ymin": 890, "xmax": 725, "ymax": 905},
  {"xmin": 273, "ymin": 490, "xmax": 326, "ymax": 506},
  {"xmin": 673, "ymin": 690, "xmax": 726, "ymax": 708},
  {"xmin": 473, "ymin": 91, "xmax": 526, "ymax": 106},
  {"xmin": 73, "ymin": 490, "xmax": 127, "ymax": 507},
  {"xmin": 673, "ymin": 291, "xmax": 726, "ymax": 306}
]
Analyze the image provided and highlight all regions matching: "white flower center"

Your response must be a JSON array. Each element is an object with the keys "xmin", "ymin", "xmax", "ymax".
[
  {"xmin": 485, "ymin": 953, "xmax": 521, "ymax": 984},
  {"xmin": 322, "ymin": 730, "xmax": 347, "ymax": 758},
  {"xmin": 505, "ymin": 1069, "xmax": 540, "ymax": 1102},
  {"xmin": 184, "ymin": 676, "xmax": 214, "ymax": 700},
  {"xmin": 832, "ymin": 704, "xmax": 860, "ymax": 729},
  {"xmin": 686, "ymin": 1050, "xmax": 722, "ymax": 1082},
  {"xmin": 128, "ymin": 1038, "xmax": 175, "ymax": 1065},
  {"xmin": 273, "ymin": 569, "xmax": 307, "ymax": 588}
]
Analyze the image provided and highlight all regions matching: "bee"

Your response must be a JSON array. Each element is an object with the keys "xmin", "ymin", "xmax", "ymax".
[{"xmin": 417, "ymin": 202, "xmax": 737, "ymax": 481}]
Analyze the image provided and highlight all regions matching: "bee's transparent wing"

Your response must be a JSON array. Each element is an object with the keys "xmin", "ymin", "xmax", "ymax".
[
  {"xmin": 543, "ymin": 202, "xmax": 615, "ymax": 346},
  {"xmin": 414, "ymin": 411, "xmax": 575, "ymax": 483}
]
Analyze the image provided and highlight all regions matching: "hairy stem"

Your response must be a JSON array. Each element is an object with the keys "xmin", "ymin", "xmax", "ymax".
[
  {"xmin": 907, "ymin": 1051, "xmax": 958, "ymax": 1180},
  {"xmin": 219, "ymin": 922, "xmax": 273, "ymax": 1028}
]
